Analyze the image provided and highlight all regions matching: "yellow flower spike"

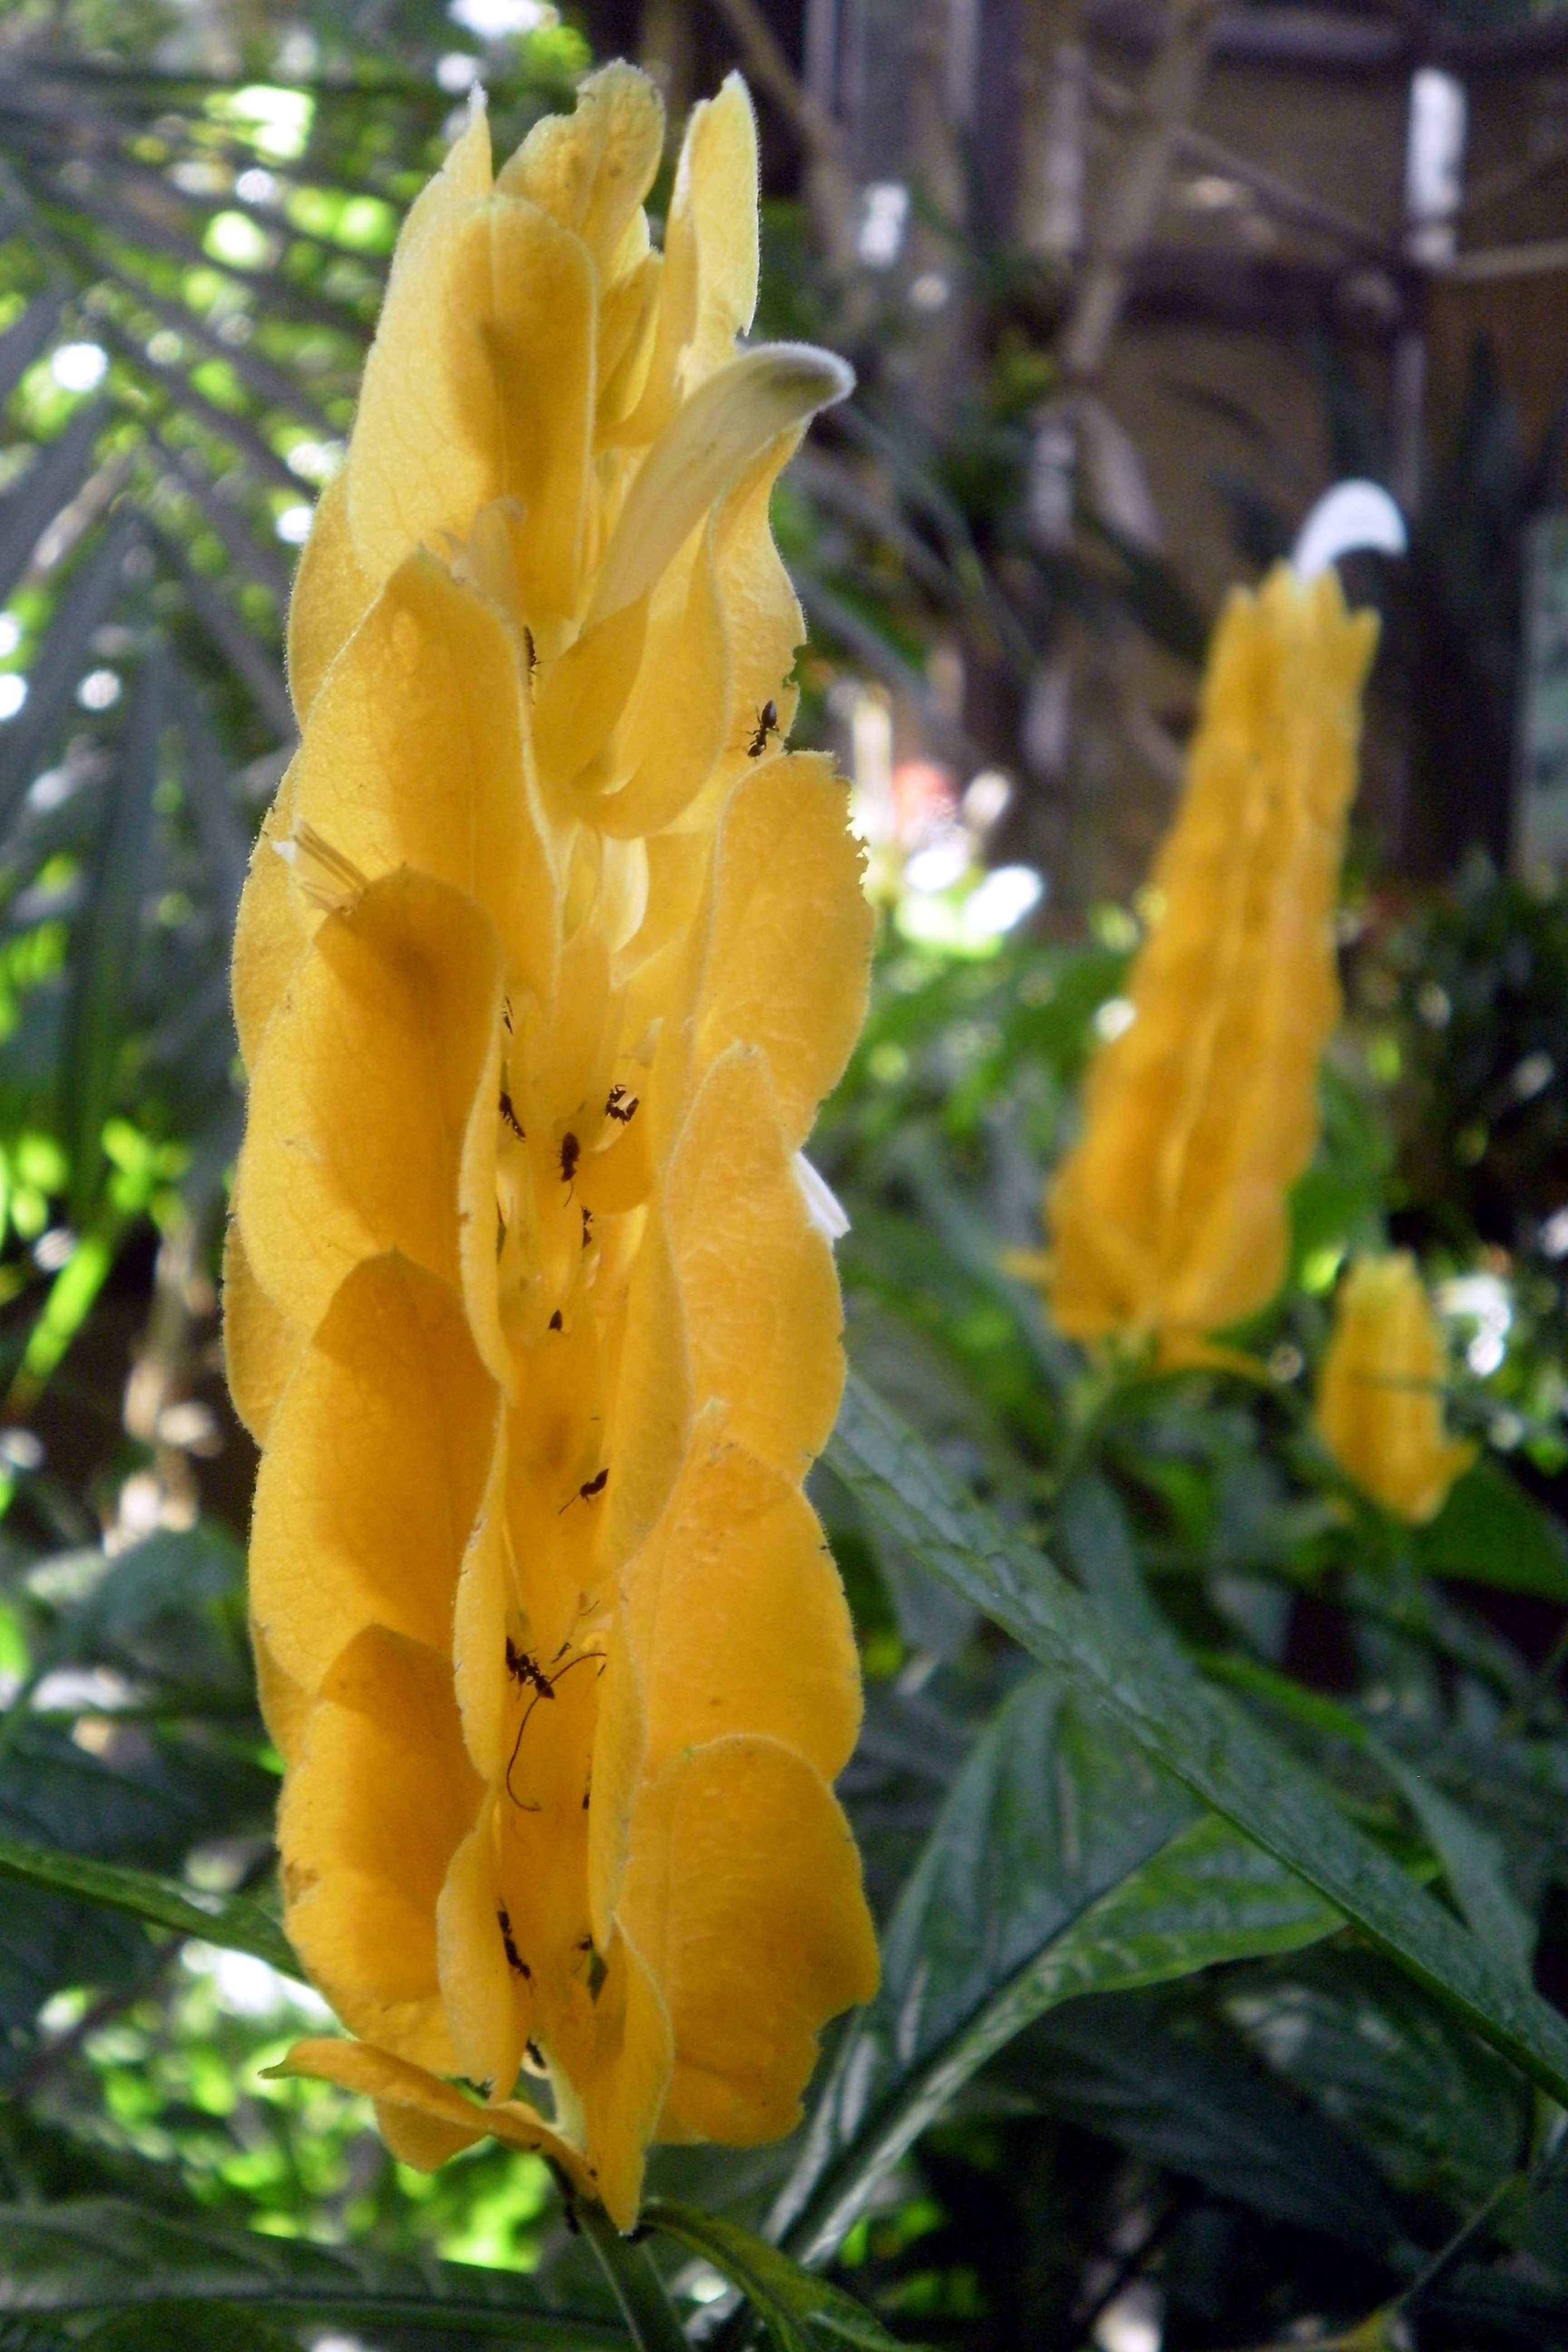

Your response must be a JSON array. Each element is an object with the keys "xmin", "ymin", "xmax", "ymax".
[
  {"xmin": 1315, "ymin": 1254, "xmax": 1477, "ymax": 1524},
  {"xmin": 1036, "ymin": 563, "xmax": 1378, "ymax": 1360},
  {"xmin": 227, "ymin": 61, "xmax": 874, "ymax": 2233}
]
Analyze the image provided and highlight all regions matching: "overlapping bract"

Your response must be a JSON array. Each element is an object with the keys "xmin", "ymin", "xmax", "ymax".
[
  {"xmin": 225, "ymin": 63, "xmax": 877, "ymax": 2228},
  {"xmin": 1030, "ymin": 564, "xmax": 1378, "ymax": 1361},
  {"xmin": 1315, "ymin": 1253, "xmax": 1475, "ymax": 1524}
]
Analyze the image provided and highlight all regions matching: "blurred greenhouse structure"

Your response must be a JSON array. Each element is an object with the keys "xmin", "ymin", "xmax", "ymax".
[{"xmin": 0, "ymin": 1, "xmax": 1565, "ymax": 2347}]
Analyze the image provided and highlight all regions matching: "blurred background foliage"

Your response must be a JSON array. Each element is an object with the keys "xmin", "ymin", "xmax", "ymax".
[{"xmin": 0, "ymin": 0, "xmax": 1565, "ymax": 2348}]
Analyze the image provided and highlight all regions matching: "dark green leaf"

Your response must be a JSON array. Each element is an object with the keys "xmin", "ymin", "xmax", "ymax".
[
  {"xmin": 646, "ymin": 2204, "xmax": 921, "ymax": 2351},
  {"xmin": 1007, "ymin": 1989, "xmax": 1405, "ymax": 2257},
  {"xmin": 1225, "ymin": 1948, "xmax": 1532, "ymax": 2209},
  {"xmin": 0, "ymin": 1834, "xmax": 296, "ymax": 1977},
  {"xmin": 774, "ymin": 1671, "xmax": 1338, "ymax": 2264},
  {"xmin": 0, "ymin": 2200, "xmax": 625, "ymax": 2343},
  {"xmin": 1415, "ymin": 1462, "xmax": 1568, "ymax": 1602},
  {"xmin": 1367, "ymin": 1737, "xmax": 1534, "ymax": 1985},
  {"xmin": 825, "ymin": 1375, "xmax": 1568, "ymax": 2109}
]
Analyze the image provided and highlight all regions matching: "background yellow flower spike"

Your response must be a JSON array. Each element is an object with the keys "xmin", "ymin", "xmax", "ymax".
[
  {"xmin": 226, "ymin": 60, "xmax": 874, "ymax": 2234},
  {"xmin": 1037, "ymin": 561, "xmax": 1378, "ymax": 1361},
  {"xmin": 1315, "ymin": 1253, "xmax": 1477, "ymax": 1524}
]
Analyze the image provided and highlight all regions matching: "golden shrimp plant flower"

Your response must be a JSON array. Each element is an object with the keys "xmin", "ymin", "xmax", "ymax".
[
  {"xmin": 1315, "ymin": 1253, "xmax": 1475, "ymax": 1524},
  {"xmin": 225, "ymin": 63, "xmax": 878, "ymax": 2228},
  {"xmin": 1021, "ymin": 563, "xmax": 1378, "ymax": 1362}
]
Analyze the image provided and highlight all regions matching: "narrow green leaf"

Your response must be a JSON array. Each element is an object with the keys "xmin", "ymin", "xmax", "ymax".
[
  {"xmin": 0, "ymin": 1834, "xmax": 297, "ymax": 1979},
  {"xmin": 0, "ymin": 2200, "xmax": 625, "ymax": 2343},
  {"xmin": 59, "ymin": 646, "xmax": 167, "ymax": 1225},
  {"xmin": 646, "ymin": 2204, "xmax": 922, "ymax": 2351},
  {"xmin": 0, "ymin": 289, "xmax": 66, "ymax": 411},
  {"xmin": 826, "ymin": 1375, "xmax": 1568, "ymax": 2108},
  {"xmin": 773, "ymin": 1672, "xmax": 1338, "ymax": 2264},
  {"xmin": 0, "ymin": 402, "xmax": 108, "ymax": 608},
  {"xmin": 0, "ymin": 514, "xmax": 142, "ymax": 832},
  {"xmin": 1368, "ymin": 1739, "xmax": 1535, "ymax": 1988},
  {"xmin": 157, "ymin": 541, "xmax": 293, "ymax": 740}
]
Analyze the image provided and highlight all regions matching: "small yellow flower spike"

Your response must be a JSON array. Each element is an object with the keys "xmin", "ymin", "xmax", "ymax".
[
  {"xmin": 1031, "ymin": 563, "xmax": 1378, "ymax": 1362},
  {"xmin": 226, "ymin": 64, "xmax": 878, "ymax": 2230},
  {"xmin": 1315, "ymin": 1253, "xmax": 1476, "ymax": 1524}
]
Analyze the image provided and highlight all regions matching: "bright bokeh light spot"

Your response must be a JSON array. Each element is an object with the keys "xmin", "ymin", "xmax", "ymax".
[
  {"xmin": 963, "ymin": 767, "xmax": 1011, "ymax": 830},
  {"xmin": 220, "ymin": 84, "xmax": 314, "ymax": 162},
  {"xmin": 275, "ymin": 504, "xmax": 313, "ymax": 545},
  {"xmin": 1093, "ymin": 994, "xmax": 1136, "ymax": 1041},
  {"xmin": 0, "ymin": 676, "xmax": 27, "ymax": 722},
  {"xmin": 449, "ymin": 0, "xmax": 548, "ymax": 35},
  {"xmin": 77, "ymin": 669, "xmax": 121, "ymax": 712},
  {"xmin": 184, "ymin": 1941, "xmax": 331, "ymax": 2021},
  {"xmin": 905, "ymin": 830, "xmax": 971, "ymax": 895},
  {"xmin": 1437, "ymin": 1269, "xmax": 1512, "ymax": 1378},
  {"xmin": 0, "ymin": 617, "xmax": 18, "ymax": 660},
  {"xmin": 235, "ymin": 166, "xmax": 279, "ymax": 205},
  {"xmin": 858, "ymin": 181, "xmax": 910, "ymax": 269},
  {"xmin": 50, "ymin": 341, "xmax": 108, "ymax": 394},
  {"xmin": 437, "ymin": 50, "xmax": 481, "ymax": 90},
  {"xmin": 966, "ymin": 863, "xmax": 1044, "ymax": 936},
  {"xmin": 1093, "ymin": 2285, "xmax": 1162, "ymax": 2352},
  {"xmin": 205, "ymin": 210, "xmax": 271, "ymax": 269},
  {"xmin": 285, "ymin": 438, "xmax": 345, "ymax": 485}
]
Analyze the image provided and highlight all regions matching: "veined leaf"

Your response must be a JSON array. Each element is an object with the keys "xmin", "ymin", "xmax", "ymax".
[
  {"xmin": 772, "ymin": 1671, "xmax": 1339, "ymax": 2264},
  {"xmin": 647, "ymin": 2205, "xmax": 921, "ymax": 2351},
  {"xmin": 0, "ymin": 1834, "xmax": 297, "ymax": 1979},
  {"xmin": 1006, "ymin": 1989, "xmax": 1406, "ymax": 2256},
  {"xmin": 1225, "ymin": 1946, "xmax": 1533, "ymax": 2210},
  {"xmin": 0, "ymin": 2200, "xmax": 624, "ymax": 2343},
  {"xmin": 825, "ymin": 1375, "xmax": 1568, "ymax": 2108}
]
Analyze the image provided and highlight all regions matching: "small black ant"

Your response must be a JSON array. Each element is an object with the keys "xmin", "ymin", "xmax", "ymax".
[
  {"xmin": 558, "ymin": 1132, "xmax": 580, "ymax": 1195},
  {"xmin": 499, "ymin": 1089, "xmax": 524, "ymax": 1139},
  {"xmin": 604, "ymin": 1085, "xmax": 639, "ymax": 1125},
  {"xmin": 523, "ymin": 627, "xmax": 537, "ymax": 676},
  {"xmin": 502, "ymin": 998, "xmax": 513, "ymax": 1033},
  {"xmin": 503, "ymin": 1637, "xmax": 605, "ymax": 1805},
  {"xmin": 581, "ymin": 1205, "xmax": 593, "ymax": 1249},
  {"xmin": 747, "ymin": 698, "xmax": 779, "ymax": 758},
  {"xmin": 497, "ymin": 1904, "xmax": 530, "ymax": 1978},
  {"xmin": 548, "ymin": 1309, "xmax": 563, "ymax": 1332},
  {"xmin": 558, "ymin": 1467, "xmax": 608, "ymax": 1514}
]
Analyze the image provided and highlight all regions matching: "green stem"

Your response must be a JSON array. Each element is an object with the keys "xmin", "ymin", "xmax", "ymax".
[{"xmin": 578, "ymin": 2199, "xmax": 689, "ymax": 2352}]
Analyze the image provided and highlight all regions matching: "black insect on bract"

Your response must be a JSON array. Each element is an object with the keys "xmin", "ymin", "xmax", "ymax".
[{"xmin": 747, "ymin": 697, "xmax": 779, "ymax": 758}]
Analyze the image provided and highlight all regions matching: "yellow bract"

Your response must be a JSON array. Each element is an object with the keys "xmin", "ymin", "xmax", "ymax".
[
  {"xmin": 1315, "ymin": 1254, "xmax": 1475, "ymax": 1524},
  {"xmin": 227, "ymin": 63, "xmax": 877, "ymax": 2230},
  {"xmin": 1026, "ymin": 563, "xmax": 1378, "ymax": 1362}
]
